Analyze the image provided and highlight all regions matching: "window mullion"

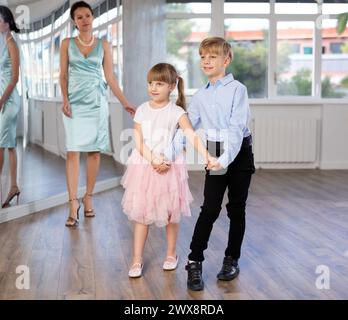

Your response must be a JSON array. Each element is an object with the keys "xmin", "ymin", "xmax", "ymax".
[
  {"xmin": 211, "ymin": 0, "xmax": 224, "ymax": 37},
  {"xmin": 313, "ymin": 20, "xmax": 322, "ymax": 98},
  {"xmin": 269, "ymin": 0, "xmax": 277, "ymax": 98}
]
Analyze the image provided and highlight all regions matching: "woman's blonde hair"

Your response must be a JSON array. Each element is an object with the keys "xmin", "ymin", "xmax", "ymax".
[{"xmin": 147, "ymin": 63, "xmax": 186, "ymax": 110}]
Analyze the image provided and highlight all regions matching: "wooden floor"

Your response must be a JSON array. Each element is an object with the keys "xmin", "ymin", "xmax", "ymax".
[
  {"xmin": 0, "ymin": 169, "xmax": 347, "ymax": 300},
  {"xmin": 0, "ymin": 142, "xmax": 123, "ymax": 206}
]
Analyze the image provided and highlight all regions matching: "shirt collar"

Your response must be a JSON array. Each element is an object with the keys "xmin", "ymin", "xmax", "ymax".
[{"xmin": 205, "ymin": 73, "xmax": 234, "ymax": 89}]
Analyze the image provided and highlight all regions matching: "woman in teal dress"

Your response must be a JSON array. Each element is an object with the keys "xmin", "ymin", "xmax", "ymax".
[
  {"xmin": 0, "ymin": 6, "xmax": 21, "ymax": 208},
  {"xmin": 60, "ymin": 1, "xmax": 135, "ymax": 227}
]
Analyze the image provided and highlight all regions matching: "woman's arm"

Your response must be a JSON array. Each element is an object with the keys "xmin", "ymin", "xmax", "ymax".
[
  {"xmin": 102, "ymin": 40, "xmax": 135, "ymax": 116},
  {"xmin": 59, "ymin": 38, "xmax": 71, "ymax": 117},
  {"xmin": 0, "ymin": 38, "xmax": 19, "ymax": 112}
]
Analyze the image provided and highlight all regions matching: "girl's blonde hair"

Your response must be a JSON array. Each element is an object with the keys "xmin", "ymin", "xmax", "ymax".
[{"xmin": 147, "ymin": 63, "xmax": 186, "ymax": 110}]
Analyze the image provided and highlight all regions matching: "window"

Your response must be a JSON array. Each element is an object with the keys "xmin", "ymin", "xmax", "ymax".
[
  {"xmin": 118, "ymin": 21, "xmax": 123, "ymax": 87},
  {"xmin": 108, "ymin": 22, "xmax": 120, "ymax": 79},
  {"xmin": 225, "ymin": 19, "xmax": 269, "ymax": 98},
  {"xmin": 322, "ymin": 2, "xmax": 348, "ymax": 14},
  {"xmin": 100, "ymin": 1, "xmax": 108, "ymax": 25},
  {"xmin": 166, "ymin": 2, "xmax": 211, "ymax": 91},
  {"xmin": 276, "ymin": 21, "xmax": 314, "ymax": 96},
  {"xmin": 21, "ymin": 43, "xmax": 31, "ymax": 97},
  {"xmin": 275, "ymin": 1, "xmax": 318, "ymax": 14},
  {"xmin": 42, "ymin": 16, "xmax": 52, "ymax": 36},
  {"xmin": 166, "ymin": 18, "xmax": 211, "ymax": 90},
  {"xmin": 224, "ymin": 1, "xmax": 270, "ymax": 14},
  {"xmin": 93, "ymin": 6, "xmax": 100, "ymax": 28},
  {"xmin": 108, "ymin": 0, "xmax": 118, "ymax": 20},
  {"xmin": 321, "ymin": 19, "xmax": 348, "ymax": 98},
  {"xmin": 330, "ymin": 43, "xmax": 342, "ymax": 54},
  {"xmin": 62, "ymin": 1, "xmax": 70, "ymax": 24},
  {"xmin": 53, "ymin": 34, "xmax": 61, "ymax": 97},
  {"xmin": 167, "ymin": 2, "xmax": 211, "ymax": 13},
  {"xmin": 53, "ymin": 7, "xmax": 63, "ymax": 29},
  {"xmin": 35, "ymin": 41, "xmax": 43, "ymax": 96},
  {"xmin": 42, "ymin": 37, "xmax": 52, "ymax": 97},
  {"xmin": 303, "ymin": 47, "xmax": 313, "ymax": 54}
]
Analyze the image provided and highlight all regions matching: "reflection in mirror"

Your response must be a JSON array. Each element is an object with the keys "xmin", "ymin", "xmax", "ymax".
[
  {"xmin": 0, "ymin": 5, "xmax": 22, "ymax": 209},
  {"xmin": 1, "ymin": 0, "xmax": 125, "ymax": 216},
  {"xmin": 1, "ymin": 138, "xmax": 123, "ymax": 207}
]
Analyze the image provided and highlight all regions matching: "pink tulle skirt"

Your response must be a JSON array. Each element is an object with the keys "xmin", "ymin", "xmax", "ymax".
[{"xmin": 121, "ymin": 149, "xmax": 193, "ymax": 227}]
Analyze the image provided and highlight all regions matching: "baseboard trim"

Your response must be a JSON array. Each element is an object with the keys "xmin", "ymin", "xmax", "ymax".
[
  {"xmin": 320, "ymin": 162, "xmax": 348, "ymax": 170},
  {"xmin": 0, "ymin": 177, "xmax": 121, "ymax": 224}
]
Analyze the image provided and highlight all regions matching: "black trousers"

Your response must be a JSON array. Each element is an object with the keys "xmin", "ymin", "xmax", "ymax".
[{"xmin": 188, "ymin": 137, "xmax": 255, "ymax": 262}]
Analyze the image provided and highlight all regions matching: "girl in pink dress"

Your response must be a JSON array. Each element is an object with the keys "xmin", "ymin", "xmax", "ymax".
[{"xmin": 121, "ymin": 63, "xmax": 213, "ymax": 278}]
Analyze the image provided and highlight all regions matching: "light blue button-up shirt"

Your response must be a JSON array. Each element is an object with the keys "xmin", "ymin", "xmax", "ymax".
[{"xmin": 164, "ymin": 73, "xmax": 251, "ymax": 168}]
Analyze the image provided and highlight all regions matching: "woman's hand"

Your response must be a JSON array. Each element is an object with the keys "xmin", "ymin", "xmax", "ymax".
[
  {"xmin": 62, "ymin": 99, "xmax": 72, "ymax": 117},
  {"xmin": 124, "ymin": 103, "xmax": 136, "ymax": 116}
]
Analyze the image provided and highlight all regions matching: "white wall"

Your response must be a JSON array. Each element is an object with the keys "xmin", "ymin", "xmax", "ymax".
[{"xmin": 321, "ymin": 104, "xmax": 348, "ymax": 169}]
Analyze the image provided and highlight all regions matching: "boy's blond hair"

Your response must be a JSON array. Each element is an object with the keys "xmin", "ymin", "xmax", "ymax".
[{"xmin": 199, "ymin": 37, "xmax": 233, "ymax": 61}]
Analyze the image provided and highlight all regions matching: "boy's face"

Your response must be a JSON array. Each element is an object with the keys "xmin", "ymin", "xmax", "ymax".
[{"xmin": 200, "ymin": 49, "xmax": 231, "ymax": 79}]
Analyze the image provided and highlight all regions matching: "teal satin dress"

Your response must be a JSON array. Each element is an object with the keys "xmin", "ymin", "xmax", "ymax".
[
  {"xmin": 0, "ymin": 41, "xmax": 21, "ymax": 148},
  {"xmin": 63, "ymin": 37, "xmax": 109, "ymax": 152}
]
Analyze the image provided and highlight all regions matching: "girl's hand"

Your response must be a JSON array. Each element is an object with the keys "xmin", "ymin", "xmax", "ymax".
[
  {"xmin": 124, "ymin": 103, "xmax": 136, "ymax": 116},
  {"xmin": 207, "ymin": 155, "xmax": 222, "ymax": 171},
  {"xmin": 155, "ymin": 162, "xmax": 171, "ymax": 174},
  {"xmin": 62, "ymin": 99, "xmax": 72, "ymax": 118},
  {"xmin": 151, "ymin": 154, "xmax": 163, "ymax": 166},
  {"xmin": 151, "ymin": 154, "xmax": 171, "ymax": 174}
]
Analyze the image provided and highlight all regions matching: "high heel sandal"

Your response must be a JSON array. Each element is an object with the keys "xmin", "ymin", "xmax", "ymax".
[
  {"xmin": 82, "ymin": 193, "xmax": 95, "ymax": 217},
  {"xmin": 2, "ymin": 185, "xmax": 21, "ymax": 208},
  {"xmin": 65, "ymin": 198, "xmax": 81, "ymax": 227}
]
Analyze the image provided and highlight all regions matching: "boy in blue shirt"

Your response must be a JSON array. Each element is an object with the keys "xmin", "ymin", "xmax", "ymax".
[{"xmin": 164, "ymin": 37, "xmax": 255, "ymax": 291}]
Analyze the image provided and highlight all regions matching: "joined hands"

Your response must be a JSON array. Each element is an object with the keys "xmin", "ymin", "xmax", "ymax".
[
  {"xmin": 206, "ymin": 154, "xmax": 223, "ymax": 171},
  {"xmin": 151, "ymin": 153, "xmax": 223, "ymax": 174},
  {"xmin": 151, "ymin": 154, "xmax": 171, "ymax": 174}
]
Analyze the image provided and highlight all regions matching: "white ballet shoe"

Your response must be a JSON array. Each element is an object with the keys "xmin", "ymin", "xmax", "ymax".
[
  {"xmin": 163, "ymin": 255, "xmax": 179, "ymax": 271},
  {"xmin": 128, "ymin": 262, "xmax": 143, "ymax": 278}
]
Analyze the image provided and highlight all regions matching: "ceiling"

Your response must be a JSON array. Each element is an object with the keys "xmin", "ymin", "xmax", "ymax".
[
  {"xmin": 6, "ymin": 0, "xmax": 41, "ymax": 6},
  {"xmin": 5, "ymin": 0, "xmax": 99, "ymax": 22},
  {"xmin": 5, "ymin": 0, "xmax": 67, "ymax": 22}
]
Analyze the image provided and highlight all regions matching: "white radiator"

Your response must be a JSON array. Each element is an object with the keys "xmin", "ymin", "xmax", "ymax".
[{"xmin": 253, "ymin": 118, "xmax": 318, "ymax": 163}]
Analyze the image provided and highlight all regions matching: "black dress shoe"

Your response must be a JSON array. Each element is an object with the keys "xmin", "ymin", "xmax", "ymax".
[
  {"xmin": 216, "ymin": 256, "xmax": 239, "ymax": 281},
  {"xmin": 185, "ymin": 261, "xmax": 204, "ymax": 291}
]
